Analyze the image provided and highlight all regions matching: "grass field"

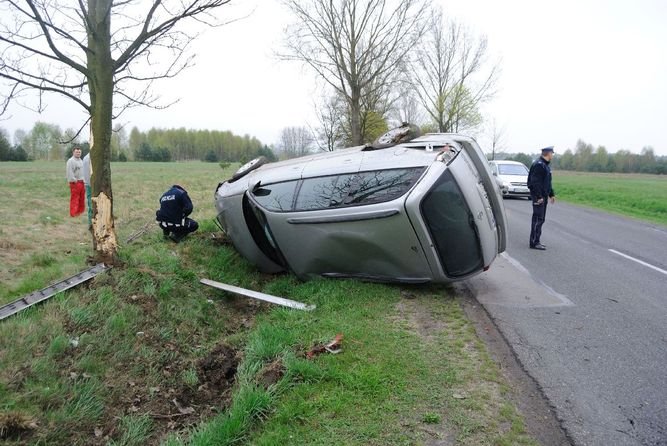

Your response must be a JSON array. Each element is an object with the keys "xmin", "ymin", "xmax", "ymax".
[
  {"xmin": 553, "ymin": 171, "xmax": 667, "ymax": 226},
  {"xmin": 0, "ymin": 161, "xmax": 537, "ymax": 445}
]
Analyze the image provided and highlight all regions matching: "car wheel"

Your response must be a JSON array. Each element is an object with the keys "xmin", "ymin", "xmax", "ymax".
[{"xmin": 229, "ymin": 156, "xmax": 267, "ymax": 183}]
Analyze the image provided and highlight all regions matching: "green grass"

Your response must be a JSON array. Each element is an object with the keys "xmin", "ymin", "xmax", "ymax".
[
  {"xmin": 0, "ymin": 161, "xmax": 538, "ymax": 445},
  {"xmin": 554, "ymin": 171, "xmax": 667, "ymax": 226}
]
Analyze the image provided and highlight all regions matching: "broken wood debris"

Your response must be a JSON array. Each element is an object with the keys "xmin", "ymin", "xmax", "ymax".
[
  {"xmin": 306, "ymin": 333, "xmax": 344, "ymax": 359},
  {"xmin": 200, "ymin": 278, "xmax": 315, "ymax": 311}
]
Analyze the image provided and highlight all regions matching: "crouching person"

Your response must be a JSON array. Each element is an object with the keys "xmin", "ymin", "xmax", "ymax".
[{"xmin": 156, "ymin": 185, "xmax": 199, "ymax": 243}]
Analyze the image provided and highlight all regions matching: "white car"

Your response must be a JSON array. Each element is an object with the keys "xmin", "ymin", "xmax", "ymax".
[{"xmin": 488, "ymin": 160, "xmax": 530, "ymax": 198}]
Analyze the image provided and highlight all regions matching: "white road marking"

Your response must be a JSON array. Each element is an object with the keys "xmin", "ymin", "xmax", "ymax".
[
  {"xmin": 608, "ymin": 249, "xmax": 667, "ymax": 276},
  {"xmin": 499, "ymin": 252, "xmax": 575, "ymax": 306},
  {"xmin": 500, "ymin": 251, "xmax": 530, "ymax": 274},
  {"xmin": 650, "ymin": 227, "xmax": 667, "ymax": 237}
]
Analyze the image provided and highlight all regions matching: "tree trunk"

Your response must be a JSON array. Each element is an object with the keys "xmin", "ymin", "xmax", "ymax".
[
  {"xmin": 349, "ymin": 89, "xmax": 362, "ymax": 146},
  {"xmin": 87, "ymin": 0, "xmax": 119, "ymax": 264}
]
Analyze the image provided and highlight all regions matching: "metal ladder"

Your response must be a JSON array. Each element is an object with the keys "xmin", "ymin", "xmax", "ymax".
[{"xmin": 0, "ymin": 263, "xmax": 109, "ymax": 321}]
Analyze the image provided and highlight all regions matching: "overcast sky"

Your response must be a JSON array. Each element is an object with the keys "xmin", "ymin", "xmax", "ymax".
[{"xmin": 2, "ymin": 0, "xmax": 666, "ymax": 155}]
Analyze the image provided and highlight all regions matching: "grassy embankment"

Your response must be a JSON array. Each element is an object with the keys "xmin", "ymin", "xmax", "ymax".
[
  {"xmin": 0, "ymin": 161, "xmax": 536, "ymax": 445},
  {"xmin": 553, "ymin": 171, "xmax": 667, "ymax": 226}
]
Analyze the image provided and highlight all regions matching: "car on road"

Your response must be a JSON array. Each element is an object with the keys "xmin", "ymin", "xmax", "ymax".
[
  {"xmin": 214, "ymin": 129, "xmax": 507, "ymax": 284},
  {"xmin": 488, "ymin": 160, "xmax": 531, "ymax": 198}
]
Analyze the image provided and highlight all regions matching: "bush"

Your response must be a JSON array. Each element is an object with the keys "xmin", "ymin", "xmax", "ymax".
[
  {"xmin": 203, "ymin": 150, "xmax": 219, "ymax": 162},
  {"xmin": 219, "ymin": 162, "xmax": 231, "ymax": 170},
  {"xmin": 134, "ymin": 143, "xmax": 171, "ymax": 162},
  {"xmin": 0, "ymin": 145, "xmax": 29, "ymax": 161}
]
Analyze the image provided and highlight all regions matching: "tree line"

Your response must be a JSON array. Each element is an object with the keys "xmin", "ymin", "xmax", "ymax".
[
  {"xmin": 0, "ymin": 123, "xmax": 275, "ymax": 163},
  {"xmin": 128, "ymin": 127, "xmax": 276, "ymax": 163},
  {"xmin": 495, "ymin": 139, "xmax": 667, "ymax": 175}
]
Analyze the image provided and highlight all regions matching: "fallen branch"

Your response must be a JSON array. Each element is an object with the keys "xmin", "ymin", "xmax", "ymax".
[{"xmin": 126, "ymin": 221, "xmax": 155, "ymax": 244}]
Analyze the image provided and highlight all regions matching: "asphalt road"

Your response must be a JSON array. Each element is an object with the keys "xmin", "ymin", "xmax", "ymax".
[{"xmin": 468, "ymin": 198, "xmax": 667, "ymax": 446}]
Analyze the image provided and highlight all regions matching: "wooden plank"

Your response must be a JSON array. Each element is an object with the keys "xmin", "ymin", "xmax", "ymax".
[{"xmin": 200, "ymin": 278, "xmax": 315, "ymax": 311}]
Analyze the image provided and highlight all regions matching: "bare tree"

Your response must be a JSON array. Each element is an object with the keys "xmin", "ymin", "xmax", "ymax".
[
  {"xmin": 488, "ymin": 117, "xmax": 506, "ymax": 160},
  {"xmin": 0, "ymin": 0, "xmax": 233, "ymax": 263},
  {"xmin": 279, "ymin": 126, "xmax": 314, "ymax": 159},
  {"xmin": 110, "ymin": 122, "xmax": 128, "ymax": 160},
  {"xmin": 313, "ymin": 93, "xmax": 344, "ymax": 152},
  {"xmin": 411, "ymin": 8, "xmax": 499, "ymax": 133},
  {"xmin": 280, "ymin": 0, "xmax": 428, "ymax": 146},
  {"xmin": 389, "ymin": 82, "xmax": 425, "ymax": 128}
]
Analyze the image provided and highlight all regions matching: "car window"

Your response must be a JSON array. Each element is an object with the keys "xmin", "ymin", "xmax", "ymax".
[
  {"xmin": 421, "ymin": 169, "xmax": 483, "ymax": 277},
  {"xmin": 295, "ymin": 174, "xmax": 356, "ymax": 211},
  {"xmin": 345, "ymin": 168, "xmax": 424, "ymax": 206},
  {"xmin": 498, "ymin": 164, "xmax": 528, "ymax": 175},
  {"xmin": 251, "ymin": 181, "xmax": 298, "ymax": 211}
]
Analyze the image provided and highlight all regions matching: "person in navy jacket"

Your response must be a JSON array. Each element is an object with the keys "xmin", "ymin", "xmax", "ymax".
[
  {"xmin": 527, "ymin": 147, "xmax": 556, "ymax": 250},
  {"xmin": 156, "ymin": 185, "xmax": 199, "ymax": 242}
]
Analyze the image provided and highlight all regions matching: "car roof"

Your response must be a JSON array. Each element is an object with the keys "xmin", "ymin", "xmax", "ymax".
[{"xmin": 248, "ymin": 134, "xmax": 468, "ymax": 184}]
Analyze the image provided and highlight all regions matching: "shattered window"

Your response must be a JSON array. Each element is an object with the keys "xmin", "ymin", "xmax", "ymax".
[
  {"xmin": 344, "ymin": 168, "xmax": 424, "ymax": 206},
  {"xmin": 295, "ymin": 174, "xmax": 356, "ymax": 211},
  {"xmin": 251, "ymin": 181, "xmax": 298, "ymax": 211}
]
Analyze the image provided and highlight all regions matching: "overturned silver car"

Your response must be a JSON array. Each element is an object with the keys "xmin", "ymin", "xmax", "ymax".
[{"xmin": 214, "ymin": 131, "xmax": 507, "ymax": 283}]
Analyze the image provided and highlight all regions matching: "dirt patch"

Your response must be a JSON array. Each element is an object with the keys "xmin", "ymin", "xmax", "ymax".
[
  {"xmin": 0, "ymin": 412, "xmax": 37, "ymax": 441},
  {"xmin": 256, "ymin": 359, "xmax": 284, "ymax": 389},
  {"xmin": 196, "ymin": 343, "xmax": 239, "ymax": 395},
  {"xmin": 126, "ymin": 293, "xmax": 159, "ymax": 314},
  {"xmin": 394, "ymin": 295, "xmax": 448, "ymax": 343},
  {"xmin": 91, "ymin": 343, "xmax": 241, "ymax": 445},
  {"xmin": 0, "ymin": 240, "xmax": 30, "ymax": 251}
]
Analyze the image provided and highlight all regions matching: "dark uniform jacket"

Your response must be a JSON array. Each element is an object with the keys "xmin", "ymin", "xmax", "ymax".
[
  {"xmin": 156, "ymin": 185, "xmax": 193, "ymax": 225},
  {"xmin": 527, "ymin": 157, "xmax": 555, "ymax": 200}
]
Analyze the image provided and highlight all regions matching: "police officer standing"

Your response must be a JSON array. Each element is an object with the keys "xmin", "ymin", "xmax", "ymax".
[
  {"xmin": 156, "ymin": 185, "xmax": 199, "ymax": 243},
  {"xmin": 527, "ymin": 147, "xmax": 556, "ymax": 250}
]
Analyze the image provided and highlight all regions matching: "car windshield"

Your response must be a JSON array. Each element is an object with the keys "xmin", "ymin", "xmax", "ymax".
[
  {"xmin": 421, "ymin": 170, "xmax": 483, "ymax": 278},
  {"xmin": 498, "ymin": 164, "xmax": 528, "ymax": 175}
]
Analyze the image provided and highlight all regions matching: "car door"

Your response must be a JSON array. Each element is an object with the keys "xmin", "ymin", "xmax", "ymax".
[{"xmin": 249, "ymin": 169, "xmax": 434, "ymax": 282}]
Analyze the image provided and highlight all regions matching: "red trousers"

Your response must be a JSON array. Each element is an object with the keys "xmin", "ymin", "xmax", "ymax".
[{"xmin": 69, "ymin": 181, "xmax": 86, "ymax": 217}]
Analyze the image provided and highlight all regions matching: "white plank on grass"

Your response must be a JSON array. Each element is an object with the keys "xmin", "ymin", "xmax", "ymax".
[{"xmin": 200, "ymin": 278, "xmax": 315, "ymax": 311}]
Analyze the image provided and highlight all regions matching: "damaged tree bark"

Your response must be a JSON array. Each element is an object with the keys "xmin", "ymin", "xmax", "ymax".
[{"xmin": 88, "ymin": 0, "xmax": 119, "ymax": 264}]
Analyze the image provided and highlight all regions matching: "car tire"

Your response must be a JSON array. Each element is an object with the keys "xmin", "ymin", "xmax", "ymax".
[{"xmin": 229, "ymin": 156, "xmax": 267, "ymax": 183}]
